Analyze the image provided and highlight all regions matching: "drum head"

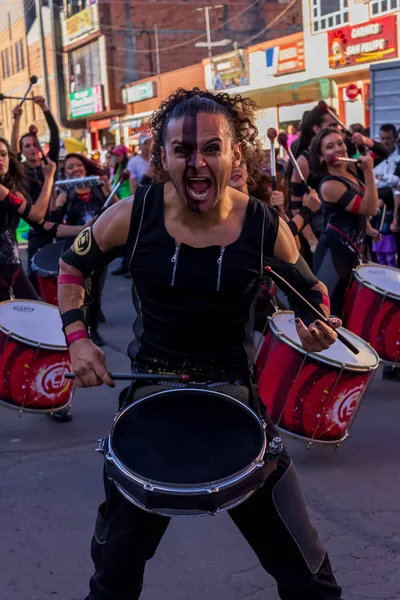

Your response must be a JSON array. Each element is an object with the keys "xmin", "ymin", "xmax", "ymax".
[
  {"xmin": 32, "ymin": 241, "xmax": 65, "ymax": 276},
  {"xmin": 112, "ymin": 389, "xmax": 264, "ymax": 485},
  {"xmin": 356, "ymin": 264, "xmax": 400, "ymax": 299},
  {"xmin": 270, "ymin": 311, "xmax": 378, "ymax": 369},
  {"xmin": 0, "ymin": 300, "xmax": 66, "ymax": 348}
]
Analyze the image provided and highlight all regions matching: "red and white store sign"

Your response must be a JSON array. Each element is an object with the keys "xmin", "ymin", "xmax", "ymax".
[
  {"xmin": 328, "ymin": 16, "xmax": 397, "ymax": 69},
  {"xmin": 276, "ymin": 40, "xmax": 305, "ymax": 75},
  {"xmin": 345, "ymin": 83, "xmax": 361, "ymax": 101}
]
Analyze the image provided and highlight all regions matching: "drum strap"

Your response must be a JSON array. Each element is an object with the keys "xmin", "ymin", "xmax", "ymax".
[{"xmin": 0, "ymin": 266, "xmax": 20, "ymax": 299}]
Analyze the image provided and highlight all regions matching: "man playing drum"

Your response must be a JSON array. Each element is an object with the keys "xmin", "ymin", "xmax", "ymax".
[{"xmin": 58, "ymin": 89, "xmax": 343, "ymax": 600}]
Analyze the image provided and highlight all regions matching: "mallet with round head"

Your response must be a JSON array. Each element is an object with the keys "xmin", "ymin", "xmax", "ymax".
[
  {"xmin": 267, "ymin": 127, "xmax": 278, "ymax": 190},
  {"xmin": 277, "ymin": 132, "xmax": 310, "ymax": 193}
]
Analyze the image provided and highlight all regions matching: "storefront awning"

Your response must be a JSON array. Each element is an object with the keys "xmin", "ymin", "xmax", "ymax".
[{"xmin": 231, "ymin": 77, "xmax": 333, "ymax": 106}]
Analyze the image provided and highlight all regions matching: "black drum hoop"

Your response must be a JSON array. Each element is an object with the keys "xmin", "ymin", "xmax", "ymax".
[{"xmin": 31, "ymin": 241, "xmax": 65, "ymax": 277}]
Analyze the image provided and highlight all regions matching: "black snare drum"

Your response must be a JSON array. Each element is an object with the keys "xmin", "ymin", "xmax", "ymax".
[{"xmin": 101, "ymin": 387, "xmax": 282, "ymax": 517}]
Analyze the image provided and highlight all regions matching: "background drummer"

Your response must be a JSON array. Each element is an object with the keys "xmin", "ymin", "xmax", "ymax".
[{"xmin": 58, "ymin": 88, "xmax": 343, "ymax": 600}]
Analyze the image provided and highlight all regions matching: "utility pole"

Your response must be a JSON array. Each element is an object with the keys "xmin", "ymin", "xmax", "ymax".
[
  {"xmin": 36, "ymin": 0, "xmax": 51, "ymax": 103},
  {"xmin": 154, "ymin": 25, "xmax": 160, "ymax": 75},
  {"xmin": 195, "ymin": 5, "xmax": 223, "ymax": 63},
  {"xmin": 124, "ymin": 0, "xmax": 138, "ymax": 82}
]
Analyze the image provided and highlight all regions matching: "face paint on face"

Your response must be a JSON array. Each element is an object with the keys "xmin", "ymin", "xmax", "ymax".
[{"xmin": 182, "ymin": 113, "xmax": 202, "ymax": 213}]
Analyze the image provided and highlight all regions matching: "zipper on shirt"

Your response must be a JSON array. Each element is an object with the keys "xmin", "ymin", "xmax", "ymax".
[
  {"xmin": 170, "ymin": 244, "xmax": 181, "ymax": 286},
  {"xmin": 216, "ymin": 246, "xmax": 225, "ymax": 291}
]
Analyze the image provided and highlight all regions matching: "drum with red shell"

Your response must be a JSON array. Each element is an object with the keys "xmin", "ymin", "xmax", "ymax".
[
  {"xmin": 343, "ymin": 264, "xmax": 400, "ymax": 365},
  {"xmin": 255, "ymin": 311, "xmax": 379, "ymax": 445},
  {"xmin": 0, "ymin": 300, "xmax": 74, "ymax": 413},
  {"xmin": 31, "ymin": 241, "xmax": 65, "ymax": 306}
]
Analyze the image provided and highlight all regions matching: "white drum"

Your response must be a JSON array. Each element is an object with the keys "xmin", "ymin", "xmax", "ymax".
[{"xmin": 0, "ymin": 300, "xmax": 74, "ymax": 413}]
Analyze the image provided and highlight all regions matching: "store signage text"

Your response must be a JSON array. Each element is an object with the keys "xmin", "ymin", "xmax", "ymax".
[
  {"xmin": 70, "ymin": 85, "xmax": 104, "ymax": 119},
  {"xmin": 328, "ymin": 16, "xmax": 397, "ymax": 69},
  {"xmin": 122, "ymin": 81, "xmax": 156, "ymax": 104},
  {"xmin": 276, "ymin": 40, "xmax": 305, "ymax": 75},
  {"xmin": 65, "ymin": 5, "xmax": 98, "ymax": 44}
]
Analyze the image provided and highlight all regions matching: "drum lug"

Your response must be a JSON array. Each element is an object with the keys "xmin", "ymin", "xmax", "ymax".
[
  {"xmin": 265, "ymin": 436, "xmax": 283, "ymax": 460},
  {"xmin": 95, "ymin": 438, "xmax": 107, "ymax": 454}
]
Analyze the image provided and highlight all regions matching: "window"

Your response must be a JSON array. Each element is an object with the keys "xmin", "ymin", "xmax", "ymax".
[
  {"xmin": 65, "ymin": 0, "xmax": 90, "ymax": 19},
  {"xmin": 15, "ymin": 41, "xmax": 20, "ymax": 71},
  {"xmin": 69, "ymin": 39, "xmax": 101, "ymax": 93},
  {"xmin": 4, "ymin": 48, "xmax": 10, "ymax": 78},
  {"xmin": 10, "ymin": 45, "xmax": 14, "ymax": 75},
  {"xmin": 370, "ymin": 0, "xmax": 399, "ymax": 15},
  {"xmin": 1, "ymin": 51, "xmax": 6, "ymax": 79},
  {"xmin": 311, "ymin": 0, "xmax": 349, "ymax": 33},
  {"xmin": 19, "ymin": 40, "xmax": 25, "ymax": 70}
]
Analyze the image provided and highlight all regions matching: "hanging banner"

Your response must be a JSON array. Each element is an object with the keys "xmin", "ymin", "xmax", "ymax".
[
  {"xmin": 276, "ymin": 40, "xmax": 306, "ymax": 75},
  {"xmin": 328, "ymin": 16, "xmax": 397, "ymax": 69},
  {"xmin": 212, "ymin": 50, "xmax": 249, "ymax": 90}
]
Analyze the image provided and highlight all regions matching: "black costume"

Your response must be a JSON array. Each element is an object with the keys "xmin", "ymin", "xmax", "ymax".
[
  {"xmin": 24, "ymin": 109, "xmax": 59, "ymax": 277},
  {"xmin": 0, "ymin": 197, "xmax": 39, "ymax": 303},
  {"xmin": 57, "ymin": 185, "xmax": 107, "ymax": 334},
  {"xmin": 313, "ymin": 173, "xmax": 366, "ymax": 317},
  {"xmin": 67, "ymin": 183, "xmax": 342, "ymax": 600}
]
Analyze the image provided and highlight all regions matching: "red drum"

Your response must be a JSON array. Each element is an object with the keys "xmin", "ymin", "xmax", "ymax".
[
  {"xmin": 31, "ymin": 241, "xmax": 65, "ymax": 306},
  {"xmin": 0, "ymin": 300, "xmax": 74, "ymax": 413},
  {"xmin": 343, "ymin": 264, "xmax": 400, "ymax": 365},
  {"xmin": 255, "ymin": 311, "xmax": 379, "ymax": 445}
]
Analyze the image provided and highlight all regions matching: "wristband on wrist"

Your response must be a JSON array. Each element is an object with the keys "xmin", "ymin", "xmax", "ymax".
[
  {"xmin": 287, "ymin": 220, "xmax": 299, "ymax": 237},
  {"xmin": 322, "ymin": 293, "xmax": 331, "ymax": 309},
  {"xmin": 66, "ymin": 329, "xmax": 89, "ymax": 346},
  {"xmin": 298, "ymin": 205, "xmax": 314, "ymax": 225},
  {"xmin": 61, "ymin": 308, "xmax": 87, "ymax": 330}
]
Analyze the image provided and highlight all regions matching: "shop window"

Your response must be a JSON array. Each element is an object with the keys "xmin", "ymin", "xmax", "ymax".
[
  {"xmin": 311, "ymin": 0, "xmax": 349, "ymax": 33},
  {"xmin": 65, "ymin": 0, "xmax": 90, "ymax": 19},
  {"xmin": 68, "ymin": 39, "xmax": 101, "ymax": 93},
  {"xmin": 370, "ymin": 0, "xmax": 399, "ymax": 14}
]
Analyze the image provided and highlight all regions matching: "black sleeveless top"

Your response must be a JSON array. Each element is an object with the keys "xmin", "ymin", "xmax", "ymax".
[
  {"xmin": 56, "ymin": 186, "xmax": 106, "ymax": 251},
  {"xmin": 319, "ymin": 173, "xmax": 366, "ymax": 246},
  {"xmin": 124, "ymin": 183, "xmax": 279, "ymax": 374}
]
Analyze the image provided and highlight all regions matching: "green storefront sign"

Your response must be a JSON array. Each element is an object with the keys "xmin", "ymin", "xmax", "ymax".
[{"xmin": 70, "ymin": 85, "xmax": 104, "ymax": 119}]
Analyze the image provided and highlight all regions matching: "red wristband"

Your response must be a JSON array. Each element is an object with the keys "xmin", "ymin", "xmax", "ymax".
[
  {"xmin": 322, "ymin": 293, "xmax": 331, "ymax": 309},
  {"xmin": 66, "ymin": 330, "xmax": 89, "ymax": 345},
  {"xmin": 58, "ymin": 275, "xmax": 84, "ymax": 286}
]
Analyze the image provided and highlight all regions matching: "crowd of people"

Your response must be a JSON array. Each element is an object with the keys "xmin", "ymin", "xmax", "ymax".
[{"xmin": 0, "ymin": 87, "xmax": 398, "ymax": 600}]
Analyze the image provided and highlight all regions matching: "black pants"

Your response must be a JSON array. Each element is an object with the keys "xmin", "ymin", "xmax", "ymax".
[
  {"xmin": 0, "ymin": 265, "xmax": 39, "ymax": 303},
  {"xmin": 86, "ymin": 419, "xmax": 341, "ymax": 599},
  {"xmin": 86, "ymin": 267, "xmax": 108, "ymax": 332},
  {"xmin": 313, "ymin": 231, "xmax": 359, "ymax": 318}
]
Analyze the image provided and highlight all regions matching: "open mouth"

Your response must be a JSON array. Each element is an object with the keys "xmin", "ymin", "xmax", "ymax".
[
  {"xmin": 185, "ymin": 177, "xmax": 212, "ymax": 202},
  {"xmin": 230, "ymin": 173, "xmax": 242, "ymax": 182}
]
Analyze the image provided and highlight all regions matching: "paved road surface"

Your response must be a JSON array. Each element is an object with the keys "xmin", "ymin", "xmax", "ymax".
[{"xmin": 1, "ymin": 263, "xmax": 399, "ymax": 600}]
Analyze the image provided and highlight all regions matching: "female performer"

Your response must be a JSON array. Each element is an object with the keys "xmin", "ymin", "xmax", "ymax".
[
  {"xmin": 310, "ymin": 128, "xmax": 378, "ymax": 317},
  {"xmin": 54, "ymin": 153, "xmax": 114, "ymax": 347},
  {"xmin": 0, "ymin": 139, "xmax": 85, "ymax": 303}
]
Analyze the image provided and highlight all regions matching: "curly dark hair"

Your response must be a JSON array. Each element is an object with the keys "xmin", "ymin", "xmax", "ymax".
[
  {"xmin": 149, "ymin": 88, "xmax": 263, "ymax": 189},
  {"xmin": 0, "ymin": 137, "xmax": 28, "ymax": 194},
  {"xmin": 63, "ymin": 153, "xmax": 106, "ymax": 178}
]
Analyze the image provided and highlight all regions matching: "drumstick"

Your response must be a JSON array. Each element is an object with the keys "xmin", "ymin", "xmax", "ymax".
[
  {"xmin": 0, "ymin": 93, "xmax": 35, "ymax": 101},
  {"xmin": 12, "ymin": 75, "xmax": 38, "ymax": 119},
  {"xmin": 317, "ymin": 100, "xmax": 352, "ymax": 136},
  {"xmin": 325, "ymin": 152, "xmax": 359, "ymax": 166},
  {"xmin": 379, "ymin": 203, "xmax": 387, "ymax": 234},
  {"xmin": 102, "ymin": 169, "xmax": 131, "ymax": 210},
  {"xmin": 29, "ymin": 125, "xmax": 48, "ymax": 165},
  {"xmin": 65, "ymin": 372, "xmax": 190, "ymax": 382},
  {"xmin": 264, "ymin": 266, "xmax": 360, "ymax": 354},
  {"xmin": 277, "ymin": 133, "xmax": 311, "ymax": 194},
  {"xmin": 267, "ymin": 128, "xmax": 278, "ymax": 191}
]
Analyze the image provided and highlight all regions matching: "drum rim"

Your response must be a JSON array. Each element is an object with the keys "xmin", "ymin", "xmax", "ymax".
[
  {"xmin": 269, "ymin": 311, "xmax": 380, "ymax": 371},
  {"xmin": 108, "ymin": 387, "xmax": 267, "ymax": 495},
  {"xmin": 31, "ymin": 240, "xmax": 65, "ymax": 276},
  {"xmin": 0, "ymin": 299, "xmax": 68, "ymax": 351},
  {"xmin": 354, "ymin": 263, "xmax": 400, "ymax": 301}
]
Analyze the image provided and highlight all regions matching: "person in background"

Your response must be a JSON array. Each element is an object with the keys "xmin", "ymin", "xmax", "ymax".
[
  {"xmin": 11, "ymin": 96, "xmax": 60, "ymax": 289},
  {"xmin": 374, "ymin": 124, "xmax": 400, "ymax": 192},
  {"xmin": 54, "ymin": 153, "xmax": 114, "ymax": 351},
  {"xmin": 127, "ymin": 132, "xmax": 154, "ymax": 194},
  {"xmin": 370, "ymin": 198, "xmax": 397, "ymax": 268},
  {"xmin": 287, "ymin": 124, "xmax": 298, "ymax": 148},
  {"xmin": 112, "ymin": 145, "xmax": 131, "ymax": 199},
  {"xmin": 104, "ymin": 149, "xmax": 115, "ymax": 180}
]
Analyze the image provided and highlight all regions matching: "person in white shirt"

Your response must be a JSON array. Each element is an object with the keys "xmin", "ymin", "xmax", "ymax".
[
  {"xmin": 374, "ymin": 124, "xmax": 400, "ymax": 191},
  {"xmin": 127, "ymin": 132, "xmax": 153, "ymax": 195}
]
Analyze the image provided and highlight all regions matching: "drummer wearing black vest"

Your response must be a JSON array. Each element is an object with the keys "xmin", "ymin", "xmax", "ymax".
[{"xmin": 58, "ymin": 89, "xmax": 343, "ymax": 600}]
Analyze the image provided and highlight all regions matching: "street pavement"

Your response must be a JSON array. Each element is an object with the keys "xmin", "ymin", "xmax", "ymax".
[{"xmin": 1, "ymin": 261, "xmax": 400, "ymax": 600}]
